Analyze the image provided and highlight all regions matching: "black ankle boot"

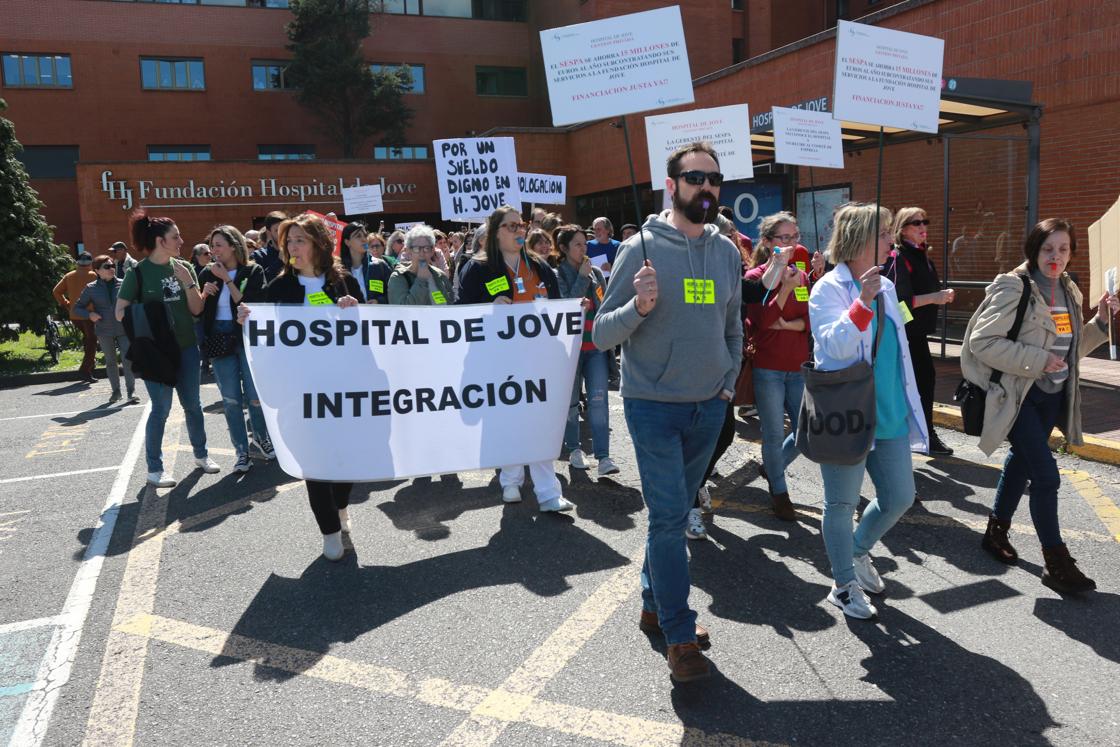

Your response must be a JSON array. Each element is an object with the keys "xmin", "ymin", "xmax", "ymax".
[
  {"xmin": 981, "ymin": 514, "xmax": 1018, "ymax": 564},
  {"xmin": 1042, "ymin": 544, "xmax": 1096, "ymax": 593}
]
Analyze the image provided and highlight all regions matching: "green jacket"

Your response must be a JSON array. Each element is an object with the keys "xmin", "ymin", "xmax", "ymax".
[{"xmin": 387, "ymin": 262, "xmax": 453, "ymax": 306}]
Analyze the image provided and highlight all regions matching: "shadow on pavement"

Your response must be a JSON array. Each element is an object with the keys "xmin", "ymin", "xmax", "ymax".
[{"xmin": 1033, "ymin": 591, "xmax": 1120, "ymax": 664}]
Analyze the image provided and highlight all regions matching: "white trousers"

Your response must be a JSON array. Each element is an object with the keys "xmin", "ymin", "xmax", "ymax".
[{"xmin": 499, "ymin": 461, "xmax": 562, "ymax": 503}]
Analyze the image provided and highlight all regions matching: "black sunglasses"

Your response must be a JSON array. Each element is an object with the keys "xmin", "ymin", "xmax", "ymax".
[
  {"xmin": 675, "ymin": 170, "xmax": 724, "ymax": 187},
  {"xmin": 905, "ymin": 219, "xmax": 931, "ymax": 227},
  {"xmin": 99, "ymin": 263, "xmax": 116, "ymax": 269}
]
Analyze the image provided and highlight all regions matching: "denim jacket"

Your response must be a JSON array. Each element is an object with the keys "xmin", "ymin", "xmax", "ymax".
[{"xmin": 808, "ymin": 262, "xmax": 929, "ymax": 453}]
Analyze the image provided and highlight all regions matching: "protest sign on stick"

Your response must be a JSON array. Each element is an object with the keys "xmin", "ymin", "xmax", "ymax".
[
  {"xmin": 306, "ymin": 210, "xmax": 346, "ymax": 256},
  {"xmin": 518, "ymin": 173, "xmax": 567, "ymax": 205},
  {"xmin": 644, "ymin": 104, "xmax": 753, "ymax": 185},
  {"xmin": 433, "ymin": 137, "xmax": 522, "ymax": 221},
  {"xmin": 772, "ymin": 107, "xmax": 844, "ymax": 170},
  {"xmin": 341, "ymin": 184, "xmax": 384, "ymax": 215},
  {"xmin": 244, "ymin": 301, "xmax": 583, "ymax": 481}
]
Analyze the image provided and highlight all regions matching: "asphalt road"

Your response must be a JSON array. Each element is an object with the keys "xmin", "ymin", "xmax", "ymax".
[{"xmin": 1, "ymin": 376, "xmax": 1119, "ymax": 746}]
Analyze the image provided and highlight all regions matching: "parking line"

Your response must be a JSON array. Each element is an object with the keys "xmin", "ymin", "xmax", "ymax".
[
  {"xmin": 0, "ymin": 683, "xmax": 35, "ymax": 698},
  {"xmin": 1064, "ymin": 469, "xmax": 1120, "ymax": 542},
  {"xmin": 0, "ymin": 405, "xmax": 142, "ymax": 422},
  {"xmin": 10, "ymin": 402, "xmax": 150, "ymax": 747},
  {"xmin": 0, "ymin": 466, "xmax": 120, "ymax": 485},
  {"xmin": 0, "ymin": 616, "xmax": 64, "ymax": 636}
]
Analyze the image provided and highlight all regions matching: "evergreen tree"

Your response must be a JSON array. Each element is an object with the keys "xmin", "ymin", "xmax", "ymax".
[
  {"xmin": 285, "ymin": 0, "xmax": 413, "ymax": 158},
  {"xmin": 0, "ymin": 98, "xmax": 71, "ymax": 339}
]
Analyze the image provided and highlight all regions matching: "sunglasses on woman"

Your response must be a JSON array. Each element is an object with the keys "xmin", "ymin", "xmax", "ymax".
[
  {"xmin": 675, "ymin": 170, "xmax": 724, "ymax": 187},
  {"xmin": 98, "ymin": 263, "xmax": 115, "ymax": 270},
  {"xmin": 905, "ymin": 219, "xmax": 931, "ymax": 227}
]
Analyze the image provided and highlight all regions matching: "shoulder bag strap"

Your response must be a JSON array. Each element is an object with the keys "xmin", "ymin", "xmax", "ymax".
[
  {"xmin": 989, "ymin": 274, "xmax": 1032, "ymax": 386},
  {"xmin": 870, "ymin": 296, "xmax": 884, "ymax": 361}
]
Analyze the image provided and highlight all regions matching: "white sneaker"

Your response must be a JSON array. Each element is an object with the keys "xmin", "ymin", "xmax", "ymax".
[
  {"xmin": 195, "ymin": 456, "xmax": 220, "ymax": 474},
  {"xmin": 827, "ymin": 579, "xmax": 878, "ymax": 619},
  {"xmin": 502, "ymin": 485, "xmax": 523, "ymax": 503},
  {"xmin": 234, "ymin": 453, "xmax": 251, "ymax": 474},
  {"xmin": 147, "ymin": 471, "xmax": 176, "ymax": 488},
  {"xmin": 339, "ymin": 508, "xmax": 351, "ymax": 534},
  {"xmin": 853, "ymin": 554, "xmax": 885, "ymax": 595},
  {"xmin": 697, "ymin": 485, "xmax": 712, "ymax": 513},
  {"xmin": 568, "ymin": 449, "xmax": 589, "ymax": 470},
  {"xmin": 539, "ymin": 496, "xmax": 575, "ymax": 513},
  {"xmin": 596, "ymin": 456, "xmax": 620, "ymax": 477},
  {"xmin": 685, "ymin": 507, "xmax": 708, "ymax": 541},
  {"xmin": 322, "ymin": 531, "xmax": 344, "ymax": 561}
]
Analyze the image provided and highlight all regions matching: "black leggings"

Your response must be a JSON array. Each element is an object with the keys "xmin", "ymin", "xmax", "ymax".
[
  {"xmin": 907, "ymin": 332, "xmax": 936, "ymax": 435},
  {"xmin": 306, "ymin": 480, "xmax": 353, "ymax": 535},
  {"xmin": 696, "ymin": 402, "xmax": 736, "ymax": 506}
]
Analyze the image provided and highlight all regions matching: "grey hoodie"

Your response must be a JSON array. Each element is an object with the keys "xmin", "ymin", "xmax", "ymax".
[{"xmin": 592, "ymin": 211, "xmax": 743, "ymax": 403}]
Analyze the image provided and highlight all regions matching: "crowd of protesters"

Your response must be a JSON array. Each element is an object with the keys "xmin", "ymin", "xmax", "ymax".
[{"xmin": 54, "ymin": 139, "xmax": 1119, "ymax": 684}]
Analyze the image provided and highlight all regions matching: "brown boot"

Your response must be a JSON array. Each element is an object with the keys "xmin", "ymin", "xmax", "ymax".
[
  {"xmin": 639, "ymin": 610, "xmax": 710, "ymax": 650},
  {"xmin": 667, "ymin": 642, "xmax": 711, "ymax": 683},
  {"xmin": 981, "ymin": 514, "xmax": 1018, "ymax": 564},
  {"xmin": 1042, "ymin": 544, "xmax": 1096, "ymax": 594},
  {"xmin": 771, "ymin": 491, "xmax": 797, "ymax": 522}
]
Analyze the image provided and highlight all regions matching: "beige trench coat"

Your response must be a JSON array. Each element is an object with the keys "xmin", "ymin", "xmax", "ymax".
[{"xmin": 961, "ymin": 262, "xmax": 1108, "ymax": 456}]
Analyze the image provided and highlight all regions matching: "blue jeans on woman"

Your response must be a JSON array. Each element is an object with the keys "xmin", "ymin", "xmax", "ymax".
[
  {"xmin": 820, "ymin": 435, "xmax": 915, "ymax": 586},
  {"xmin": 565, "ymin": 349, "xmax": 610, "ymax": 458},
  {"xmin": 992, "ymin": 384, "xmax": 1064, "ymax": 548},
  {"xmin": 624, "ymin": 396, "xmax": 726, "ymax": 645},
  {"xmin": 143, "ymin": 343, "xmax": 208, "ymax": 474},
  {"xmin": 210, "ymin": 320, "xmax": 270, "ymax": 457},
  {"xmin": 752, "ymin": 367, "xmax": 803, "ymax": 493}
]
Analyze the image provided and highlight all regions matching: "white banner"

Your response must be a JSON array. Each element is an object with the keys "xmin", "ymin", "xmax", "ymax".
[
  {"xmin": 644, "ymin": 104, "xmax": 753, "ymax": 185},
  {"xmin": 341, "ymin": 184, "xmax": 384, "ymax": 215},
  {"xmin": 832, "ymin": 20, "xmax": 944, "ymax": 133},
  {"xmin": 540, "ymin": 6, "xmax": 694, "ymax": 127},
  {"xmin": 773, "ymin": 107, "xmax": 845, "ymax": 169},
  {"xmin": 518, "ymin": 173, "xmax": 567, "ymax": 205},
  {"xmin": 395, "ymin": 221, "xmax": 421, "ymax": 232},
  {"xmin": 243, "ymin": 301, "xmax": 583, "ymax": 481},
  {"xmin": 434, "ymin": 137, "xmax": 522, "ymax": 221}
]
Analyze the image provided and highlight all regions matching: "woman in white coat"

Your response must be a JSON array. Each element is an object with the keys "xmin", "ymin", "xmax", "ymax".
[{"xmin": 808, "ymin": 203, "xmax": 928, "ymax": 620}]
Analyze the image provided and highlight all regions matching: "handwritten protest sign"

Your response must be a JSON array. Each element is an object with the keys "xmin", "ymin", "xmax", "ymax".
[
  {"xmin": 434, "ymin": 137, "xmax": 522, "ymax": 221},
  {"xmin": 518, "ymin": 173, "xmax": 567, "ymax": 205},
  {"xmin": 306, "ymin": 210, "xmax": 346, "ymax": 255},
  {"xmin": 341, "ymin": 184, "xmax": 383, "ymax": 215},
  {"xmin": 832, "ymin": 20, "xmax": 944, "ymax": 133},
  {"xmin": 539, "ymin": 6, "xmax": 694, "ymax": 127},
  {"xmin": 243, "ymin": 301, "xmax": 582, "ymax": 480},
  {"xmin": 645, "ymin": 104, "xmax": 753, "ymax": 185},
  {"xmin": 773, "ymin": 107, "xmax": 845, "ymax": 169}
]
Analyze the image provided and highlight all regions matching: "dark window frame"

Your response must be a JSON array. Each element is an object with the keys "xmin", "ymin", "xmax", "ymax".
[
  {"xmin": 1, "ymin": 52, "xmax": 73, "ymax": 89},
  {"xmin": 257, "ymin": 144, "xmax": 316, "ymax": 161},
  {"xmin": 474, "ymin": 65, "xmax": 527, "ymax": 97},
  {"xmin": 370, "ymin": 62, "xmax": 425, "ymax": 94},
  {"xmin": 251, "ymin": 59, "xmax": 295, "ymax": 91},
  {"xmin": 140, "ymin": 56, "xmax": 206, "ymax": 91},
  {"xmin": 148, "ymin": 145, "xmax": 212, "ymax": 162}
]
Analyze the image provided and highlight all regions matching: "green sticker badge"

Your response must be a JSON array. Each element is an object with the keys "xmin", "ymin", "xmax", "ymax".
[
  {"xmin": 683, "ymin": 279, "xmax": 715, "ymax": 304},
  {"xmin": 486, "ymin": 275, "xmax": 511, "ymax": 296},
  {"xmin": 306, "ymin": 291, "xmax": 333, "ymax": 306},
  {"xmin": 898, "ymin": 300, "xmax": 914, "ymax": 324},
  {"xmin": 794, "ymin": 286, "xmax": 809, "ymax": 302},
  {"xmin": 369, "ymin": 278, "xmax": 384, "ymax": 294},
  {"xmin": 431, "ymin": 291, "xmax": 447, "ymax": 305}
]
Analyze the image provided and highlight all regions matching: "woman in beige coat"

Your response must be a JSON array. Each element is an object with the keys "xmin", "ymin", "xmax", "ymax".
[{"xmin": 962, "ymin": 218, "xmax": 1117, "ymax": 593}]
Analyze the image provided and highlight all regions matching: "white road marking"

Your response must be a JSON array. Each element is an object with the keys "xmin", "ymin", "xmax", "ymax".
[
  {"xmin": 0, "ymin": 466, "xmax": 120, "ymax": 485},
  {"xmin": 9, "ymin": 401, "xmax": 149, "ymax": 747},
  {"xmin": 0, "ymin": 405, "xmax": 142, "ymax": 422},
  {"xmin": 0, "ymin": 616, "xmax": 64, "ymax": 636}
]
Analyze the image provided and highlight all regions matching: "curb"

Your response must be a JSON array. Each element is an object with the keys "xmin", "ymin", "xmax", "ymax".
[
  {"xmin": 932, "ymin": 403, "xmax": 1120, "ymax": 466},
  {"xmin": 0, "ymin": 366, "xmax": 109, "ymax": 390}
]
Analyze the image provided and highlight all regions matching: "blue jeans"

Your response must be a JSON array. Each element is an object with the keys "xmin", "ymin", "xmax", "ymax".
[
  {"xmin": 624, "ymin": 396, "xmax": 726, "ymax": 645},
  {"xmin": 565, "ymin": 349, "xmax": 610, "ymax": 458},
  {"xmin": 143, "ymin": 343, "xmax": 207, "ymax": 473},
  {"xmin": 820, "ymin": 435, "xmax": 914, "ymax": 586},
  {"xmin": 752, "ymin": 367, "xmax": 803, "ymax": 493},
  {"xmin": 210, "ymin": 320, "xmax": 270, "ymax": 456},
  {"xmin": 992, "ymin": 385, "xmax": 1064, "ymax": 548}
]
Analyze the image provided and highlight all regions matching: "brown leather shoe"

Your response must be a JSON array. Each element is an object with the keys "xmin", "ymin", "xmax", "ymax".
[
  {"xmin": 771, "ymin": 491, "xmax": 797, "ymax": 522},
  {"xmin": 667, "ymin": 642, "xmax": 711, "ymax": 683},
  {"xmin": 639, "ymin": 610, "xmax": 710, "ymax": 649}
]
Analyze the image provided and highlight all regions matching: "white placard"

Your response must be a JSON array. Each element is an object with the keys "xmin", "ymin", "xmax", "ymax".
[
  {"xmin": 395, "ymin": 221, "xmax": 421, "ymax": 232},
  {"xmin": 341, "ymin": 184, "xmax": 384, "ymax": 215},
  {"xmin": 434, "ymin": 137, "xmax": 522, "ymax": 221},
  {"xmin": 644, "ymin": 104, "xmax": 753, "ymax": 185},
  {"xmin": 244, "ymin": 301, "xmax": 582, "ymax": 481},
  {"xmin": 539, "ymin": 6, "xmax": 694, "ymax": 127},
  {"xmin": 773, "ymin": 107, "xmax": 845, "ymax": 169},
  {"xmin": 832, "ymin": 20, "xmax": 945, "ymax": 133},
  {"xmin": 518, "ymin": 173, "xmax": 567, "ymax": 205}
]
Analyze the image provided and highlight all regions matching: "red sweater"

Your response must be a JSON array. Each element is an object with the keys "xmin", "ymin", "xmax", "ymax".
[{"xmin": 744, "ymin": 266, "xmax": 811, "ymax": 372}]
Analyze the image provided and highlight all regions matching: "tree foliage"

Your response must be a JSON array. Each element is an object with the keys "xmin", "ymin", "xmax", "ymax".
[
  {"xmin": 0, "ymin": 98, "xmax": 72, "ymax": 338},
  {"xmin": 285, "ymin": 0, "xmax": 413, "ymax": 158}
]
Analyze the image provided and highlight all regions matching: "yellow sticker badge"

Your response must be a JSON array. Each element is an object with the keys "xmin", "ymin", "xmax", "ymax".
[
  {"xmin": 1052, "ymin": 312, "xmax": 1072, "ymax": 335},
  {"xmin": 369, "ymin": 278, "xmax": 384, "ymax": 294},
  {"xmin": 794, "ymin": 286, "xmax": 809, "ymax": 302},
  {"xmin": 795, "ymin": 261, "xmax": 807, "ymax": 272},
  {"xmin": 898, "ymin": 300, "xmax": 914, "ymax": 324},
  {"xmin": 306, "ymin": 291, "xmax": 333, "ymax": 306},
  {"xmin": 486, "ymin": 275, "xmax": 511, "ymax": 296},
  {"xmin": 431, "ymin": 291, "xmax": 447, "ymax": 305},
  {"xmin": 683, "ymin": 279, "xmax": 715, "ymax": 304}
]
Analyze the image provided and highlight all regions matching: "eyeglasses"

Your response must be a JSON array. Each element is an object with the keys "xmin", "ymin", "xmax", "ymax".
[
  {"xmin": 675, "ymin": 170, "xmax": 724, "ymax": 187},
  {"xmin": 410, "ymin": 243, "xmax": 434, "ymax": 251},
  {"xmin": 98, "ymin": 263, "xmax": 115, "ymax": 270},
  {"xmin": 770, "ymin": 232, "xmax": 801, "ymax": 243},
  {"xmin": 199, "ymin": 250, "xmax": 212, "ymax": 257},
  {"xmin": 368, "ymin": 243, "xmax": 385, "ymax": 251},
  {"xmin": 905, "ymin": 219, "xmax": 931, "ymax": 227},
  {"xmin": 501, "ymin": 222, "xmax": 528, "ymax": 232}
]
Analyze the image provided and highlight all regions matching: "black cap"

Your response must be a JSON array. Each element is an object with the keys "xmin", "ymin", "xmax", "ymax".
[{"xmin": 76, "ymin": 253, "xmax": 93, "ymax": 265}]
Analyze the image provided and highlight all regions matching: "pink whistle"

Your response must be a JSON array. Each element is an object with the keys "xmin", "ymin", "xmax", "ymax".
[{"xmin": 702, "ymin": 200, "xmax": 710, "ymax": 209}]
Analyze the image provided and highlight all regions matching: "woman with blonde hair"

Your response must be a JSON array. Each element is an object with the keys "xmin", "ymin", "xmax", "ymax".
[{"xmin": 808, "ymin": 202, "xmax": 928, "ymax": 620}]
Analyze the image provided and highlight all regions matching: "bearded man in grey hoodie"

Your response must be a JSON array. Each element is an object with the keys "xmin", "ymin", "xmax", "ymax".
[{"xmin": 593, "ymin": 141, "xmax": 755, "ymax": 682}]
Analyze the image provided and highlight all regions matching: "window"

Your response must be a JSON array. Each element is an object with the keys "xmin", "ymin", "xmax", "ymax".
[
  {"xmin": 373, "ymin": 145, "xmax": 430, "ymax": 160},
  {"xmin": 731, "ymin": 0, "xmax": 744, "ymax": 9},
  {"xmin": 370, "ymin": 63, "xmax": 424, "ymax": 94},
  {"xmin": 1, "ymin": 53, "xmax": 72, "ymax": 88},
  {"xmin": 732, "ymin": 38, "xmax": 745, "ymax": 64},
  {"xmin": 470, "ymin": 0, "xmax": 526, "ymax": 20},
  {"xmin": 16, "ymin": 146, "xmax": 79, "ymax": 179},
  {"xmin": 140, "ymin": 57, "xmax": 205, "ymax": 90},
  {"xmin": 148, "ymin": 145, "xmax": 211, "ymax": 162},
  {"xmin": 422, "ymin": 0, "xmax": 471, "ymax": 17},
  {"xmin": 258, "ymin": 144, "xmax": 315, "ymax": 161},
  {"xmin": 475, "ymin": 66, "xmax": 526, "ymax": 96},
  {"xmin": 252, "ymin": 61, "xmax": 293, "ymax": 90},
  {"xmin": 382, "ymin": 0, "xmax": 420, "ymax": 14}
]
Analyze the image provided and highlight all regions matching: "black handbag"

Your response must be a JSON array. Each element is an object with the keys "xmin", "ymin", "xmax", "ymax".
[
  {"xmin": 954, "ymin": 275, "xmax": 1031, "ymax": 437},
  {"xmin": 203, "ymin": 331, "xmax": 238, "ymax": 359}
]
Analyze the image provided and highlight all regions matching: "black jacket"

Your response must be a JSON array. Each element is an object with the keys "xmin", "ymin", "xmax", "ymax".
[
  {"xmin": 455, "ymin": 252, "xmax": 560, "ymax": 304},
  {"xmin": 883, "ymin": 240, "xmax": 941, "ymax": 338},
  {"xmin": 250, "ymin": 244, "xmax": 284, "ymax": 283},
  {"xmin": 198, "ymin": 263, "xmax": 268, "ymax": 335},
  {"xmin": 341, "ymin": 253, "xmax": 393, "ymax": 303},
  {"xmin": 265, "ymin": 270, "xmax": 363, "ymax": 304}
]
